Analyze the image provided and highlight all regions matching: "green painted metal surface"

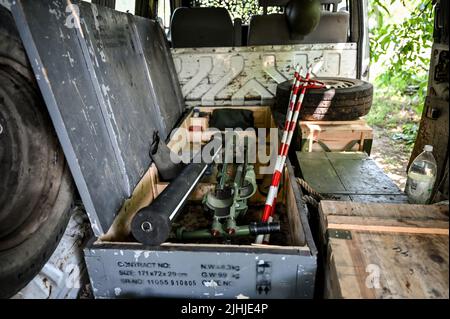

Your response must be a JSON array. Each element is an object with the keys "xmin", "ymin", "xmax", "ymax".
[{"xmin": 297, "ymin": 152, "xmax": 408, "ymax": 203}]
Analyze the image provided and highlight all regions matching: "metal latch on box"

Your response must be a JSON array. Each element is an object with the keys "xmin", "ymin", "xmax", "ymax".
[{"xmin": 327, "ymin": 229, "xmax": 352, "ymax": 240}]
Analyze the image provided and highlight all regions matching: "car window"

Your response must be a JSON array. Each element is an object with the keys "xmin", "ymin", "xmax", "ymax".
[{"xmin": 192, "ymin": 0, "xmax": 282, "ymax": 24}]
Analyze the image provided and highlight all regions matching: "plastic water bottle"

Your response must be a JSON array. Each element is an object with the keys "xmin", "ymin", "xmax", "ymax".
[{"xmin": 405, "ymin": 145, "xmax": 437, "ymax": 204}]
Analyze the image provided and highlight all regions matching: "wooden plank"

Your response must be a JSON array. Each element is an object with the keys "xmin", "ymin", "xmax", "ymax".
[
  {"xmin": 299, "ymin": 119, "xmax": 373, "ymax": 153},
  {"xmin": 328, "ymin": 223, "xmax": 449, "ymax": 236},
  {"xmin": 320, "ymin": 201, "xmax": 449, "ymax": 299},
  {"xmin": 320, "ymin": 200, "xmax": 449, "ymax": 220},
  {"xmin": 302, "ymin": 126, "xmax": 373, "ymax": 137},
  {"xmin": 300, "ymin": 119, "xmax": 368, "ymax": 126},
  {"xmin": 326, "ymin": 214, "xmax": 449, "ymax": 231},
  {"xmin": 300, "ymin": 119, "xmax": 372, "ymax": 134},
  {"xmin": 285, "ymin": 169, "xmax": 306, "ymax": 246},
  {"xmin": 326, "ymin": 232, "xmax": 449, "ymax": 298}
]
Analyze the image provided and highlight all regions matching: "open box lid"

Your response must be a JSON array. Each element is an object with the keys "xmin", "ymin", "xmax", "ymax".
[{"xmin": 11, "ymin": 0, "xmax": 185, "ymax": 236}]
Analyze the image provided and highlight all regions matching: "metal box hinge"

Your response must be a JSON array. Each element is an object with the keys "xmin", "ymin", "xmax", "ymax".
[{"xmin": 327, "ymin": 229, "xmax": 352, "ymax": 240}]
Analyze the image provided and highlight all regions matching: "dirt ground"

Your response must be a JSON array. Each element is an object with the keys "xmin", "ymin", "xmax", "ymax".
[{"xmin": 370, "ymin": 126, "xmax": 411, "ymax": 191}]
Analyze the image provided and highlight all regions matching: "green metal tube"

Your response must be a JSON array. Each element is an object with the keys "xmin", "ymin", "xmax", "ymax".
[{"xmin": 177, "ymin": 225, "xmax": 251, "ymax": 240}]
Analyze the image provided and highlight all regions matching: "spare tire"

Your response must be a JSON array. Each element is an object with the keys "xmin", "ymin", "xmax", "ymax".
[
  {"xmin": 0, "ymin": 6, "xmax": 74, "ymax": 298},
  {"xmin": 276, "ymin": 77, "xmax": 373, "ymax": 121}
]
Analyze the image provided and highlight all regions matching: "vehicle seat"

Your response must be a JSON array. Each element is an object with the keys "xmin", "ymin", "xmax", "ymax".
[
  {"xmin": 248, "ymin": 0, "xmax": 349, "ymax": 46},
  {"xmin": 170, "ymin": 7, "xmax": 241, "ymax": 48},
  {"xmin": 247, "ymin": 14, "xmax": 301, "ymax": 46},
  {"xmin": 301, "ymin": 10, "xmax": 349, "ymax": 43}
]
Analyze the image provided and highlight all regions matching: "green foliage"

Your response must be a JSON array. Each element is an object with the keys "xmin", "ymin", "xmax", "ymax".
[
  {"xmin": 193, "ymin": 0, "xmax": 281, "ymax": 23},
  {"xmin": 366, "ymin": 93, "xmax": 420, "ymax": 152},
  {"xmin": 369, "ymin": 0, "xmax": 434, "ymax": 99},
  {"xmin": 367, "ymin": 0, "xmax": 434, "ymax": 152},
  {"xmin": 398, "ymin": 122, "xmax": 419, "ymax": 145}
]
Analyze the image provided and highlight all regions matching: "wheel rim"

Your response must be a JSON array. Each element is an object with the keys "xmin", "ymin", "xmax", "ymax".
[{"xmin": 320, "ymin": 79, "xmax": 356, "ymax": 89}]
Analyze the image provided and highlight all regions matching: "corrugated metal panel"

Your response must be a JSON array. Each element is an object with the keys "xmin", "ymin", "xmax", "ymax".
[{"xmin": 172, "ymin": 43, "xmax": 357, "ymax": 106}]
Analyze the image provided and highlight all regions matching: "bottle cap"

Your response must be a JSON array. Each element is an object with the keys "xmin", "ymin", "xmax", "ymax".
[
  {"xmin": 424, "ymin": 145, "xmax": 433, "ymax": 152},
  {"xmin": 193, "ymin": 107, "xmax": 200, "ymax": 118}
]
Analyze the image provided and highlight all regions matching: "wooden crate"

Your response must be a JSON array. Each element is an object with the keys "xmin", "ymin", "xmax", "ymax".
[
  {"xmin": 299, "ymin": 119, "xmax": 373, "ymax": 154},
  {"xmin": 319, "ymin": 201, "xmax": 449, "ymax": 299}
]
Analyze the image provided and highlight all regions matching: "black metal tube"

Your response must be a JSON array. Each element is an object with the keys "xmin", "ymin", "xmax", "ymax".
[
  {"xmin": 178, "ymin": 222, "xmax": 281, "ymax": 240},
  {"xmin": 131, "ymin": 141, "xmax": 222, "ymax": 245},
  {"xmin": 248, "ymin": 222, "xmax": 281, "ymax": 236}
]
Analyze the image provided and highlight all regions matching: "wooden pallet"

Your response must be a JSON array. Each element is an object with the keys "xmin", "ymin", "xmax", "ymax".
[
  {"xmin": 299, "ymin": 119, "xmax": 373, "ymax": 154},
  {"xmin": 319, "ymin": 201, "xmax": 449, "ymax": 299}
]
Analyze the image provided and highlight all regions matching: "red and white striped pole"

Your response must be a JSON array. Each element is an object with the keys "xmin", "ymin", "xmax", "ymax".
[
  {"xmin": 263, "ymin": 64, "xmax": 302, "ymax": 213},
  {"xmin": 255, "ymin": 66, "xmax": 313, "ymax": 244},
  {"xmin": 281, "ymin": 64, "xmax": 302, "ymax": 155}
]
